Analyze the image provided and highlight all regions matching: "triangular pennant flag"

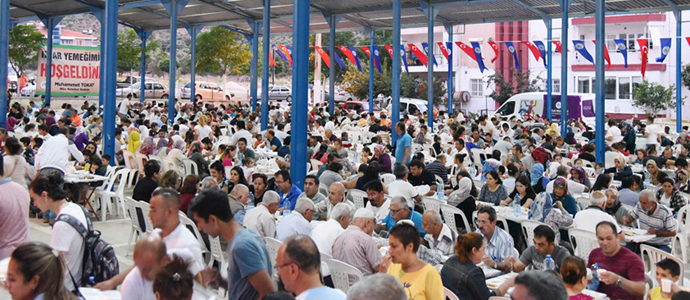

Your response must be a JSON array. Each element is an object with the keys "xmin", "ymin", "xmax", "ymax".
[
  {"xmin": 277, "ymin": 45, "xmax": 292, "ymax": 65},
  {"xmin": 421, "ymin": 42, "xmax": 438, "ymax": 66},
  {"xmin": 314, "ymin": 46, "xmax": 330, "ymax": 68},
  {"xmin": 488, "ymin": 41, "xmax": 499, "ymax": 63},
  {"xmin": 268, "ymin": 48, "xmax": 276, "ymax": 67},
  {"xmin": 637, "ymin": 38, "xmax": 648, "ymax": 79},
  {"xmin": 470, "ymin": 42, "xmax": 488, "ymax": 73},
  {"xmin": 455, "ymin": 42, "xmax": 477, "ymax": 61},
  {"xmin": 361, "ymin": 46, "xmax": 371, "ymax": 57},
  {"xmin": 384, "ymin": 45, "xmax": 394, "ymax": 59},
  {"xmin": 285, "ymin": 45, "xmax": 293, "ymax": 60},
  {"xmin": 408, "ymin": 43, "xmax": 428, "ymax": 67},
  {"xmin": 338, "ymin": 46, "xmax": 357, "ymax": 69},
  {"xmin": 686, "ymin": 37, "xmax": 690, "ymax": 47},
  {"xmin": 401, "ymin": 45, "xmax": 409, "ymax": 74},
  {"xmin": 533, "ymin": 41, "xmax": 547, "ymax": 67},
  {"xmin": 656, "ymin": 38, "xmax": 672, "ymax": 63},
  {"xmin": 572, "ymin": 40, "xmax": 595, "ymax": 65},
  {"xmin": 348, "ymin": 46, "xmax": 362, "ymax": 72},
  {"xmin": 273, "ymin": 45, "xmax": 290, "ymax": 64},
  {"xmin": 552, "ymin": 41, "xmax": 562, "ymax": 53},
  {"xmin": 326, "ymin": 46, "xmax": 346, "ymax": 69},
  {"xmin": 437, "ymin": 42, "xmax": 449, "ymax": 61},
  {"xmin": 614, "ymin": 39, "xmax": 628, "ymax": 68},
  {"xmin": 504, "ymin": 42, "xmax": 521, "ymax": 70},
  {"xmin": 592, "ymin": 40, "xmax": 611, "ymax": 69},
  {"xmin": 372, "ymin": 45, "xmax": 383, "ymax": 74},
  {"xmin": 446, "ymin": 42, "xmax": 453, "ymax": 73},
  {"xmin": 521, "ymin": 41, "xmax": 543, "ymax": 63}
]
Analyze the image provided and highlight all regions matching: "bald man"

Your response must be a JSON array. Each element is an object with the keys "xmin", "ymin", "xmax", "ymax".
[
  {"xmin": 421, "ymin": 210, "xmax": 457, "ymax": 256},
  {"xmin": 229, "ymin": 184, "xmax": 250, "ymax": 225},
  {"xmin": 314, "ymin": 182, "xmax": 356, "ymax": 219}
]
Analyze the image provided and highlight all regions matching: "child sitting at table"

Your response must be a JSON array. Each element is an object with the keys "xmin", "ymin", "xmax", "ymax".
[
  {"xmin": 241, "ymin": 157, "xmax": 255, "ymax": 185},
  {"xmin": 649, "ymin": 259, "xmax": 682, "ymax": 300}
]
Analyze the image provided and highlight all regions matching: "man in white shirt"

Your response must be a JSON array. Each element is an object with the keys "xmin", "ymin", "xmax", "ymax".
[
  {"xmin": 310, "ymin": 203, "xmax": 351, "ymax": 257},
  {"xmin": 605, "ymin": 120, "xmax": 623, "ymax": 146},
  {"xmin": 545, "ymin": 165, "xmax": 588, "ymax": 194},
  {"xmin": 573, "ymin": 191, "xmax": 623, "ymax": 239},
  {"xmin": 121, "ymin": 234, "xmax": 204, "ymax": 300},
  {"xmin": 119, "ymin": 94, "xmax": 131, "ymax": 118},
  {"xmin": 642, "ymin": 115, "xmax": 661, "ymax": 149},
  {"xmin": 34, "ymin": 126, "xmax": 85, "ymax": 175},
  {"xmin": 479, "ymin": 116, "xmax": 498, "ymax": 140},
  {"xmin": 276, "ymin": 198, "xmax": 315, "ymax": 241},
  {"xmin": 364, "ymin": 181, "xmax": 391, "ymax": 224},
  {"xmin": 244, "ymin": 190, "xmax": 280, "ymax": 239},
  {"xmin": 388, "ymin": 164, "xmax": 421, "ymax": 208},
  {"xmin": 274, "ymin": 123, "xmax": 289, "ymax": 143},
  {"xmin": 229, "ymin": 121, "xmax": 254, "ymax": 147}
]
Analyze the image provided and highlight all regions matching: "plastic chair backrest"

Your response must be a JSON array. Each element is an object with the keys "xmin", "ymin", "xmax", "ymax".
[
  {"xmin": 381, "ymin": 174, "xmax": 396, "ymax": 187},
  {"xmin": 348, "ymin": 189, "xmax": 367, "ymax": 209},
  {"xmin": 263, "ymin": 237, "xmax": 283, "ymax": 271},
  {"xmin": 568, "ymin": 228, "xmax": 598, "ymax": 261},
  {"xmin": 440, "ymin": 204, "xmax": 472, "ymax": 233},
  {"xmin": 521, "ymin": 220, "xmax": 545, "ymax": 247},
  {"xmin": 178, "ymin": 211, "xmax": 209, "ymax": 254},
  {"xmin": 183, "ymin": 159, "xmax": 199, "ymax": 176},
  {"xmin": 677, "ymin": 205, "xmax": 690, "ymax": 233},
  {"xmin": 640, "ymin": 244, "xmax": 685, "ymax": 286},
  {"xmin": 310, "ymin": 159, "xmax": 323, "ymax": 171},
  {"xmin": 123, "ymin": 151, "xmax": 136, "ymax": 169},
  {"xmin": 422, "ymin": 197, "xmax": 443, "ymax": 213},
  {"xmin": 138, "ymin": 201, "xmax": 154, "ymax": 232},
  {"xmin": 113, "ymin": 169, "xmax": 130, "ymax": 194},
  {"xmin": 126, "ymin": 197, "xmax": 145, "ymax": 233},
  {"xmin": 325, "ymin": 259, "xmax": 364, "ymax": 293},
  {"xmin": 444, "ymin": 287, "xmax": 459, "ymax": 300}
]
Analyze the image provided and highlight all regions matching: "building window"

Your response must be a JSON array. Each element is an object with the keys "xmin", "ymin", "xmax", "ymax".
[
  {"xmin": 470, "ymin": 79, "xmax": 483, "ymax": 97},
  {"xmin": 577, "ymin": 76, "xmax": 590, "ymax": 94},
  {"xmin": 632, "ymin": 76, "xmax": 643, "ymax": 98},
  {"xmin": 605, "ymin": 76, "xmax": 617, "ymax": 100},
  {"xmin": 76, "ymin": 40, "xmax": 83, "ymax": 46},
  {"xmin": 552, "ymin": 79, "xmax": 560, "ymax": 93},
  {"xmin": 606, "ymin": 35, "xmax": 616, "ymax": 51},
  {"xmin": 618, "ymin": 77, "xmax": 631, "ymax": 99}
]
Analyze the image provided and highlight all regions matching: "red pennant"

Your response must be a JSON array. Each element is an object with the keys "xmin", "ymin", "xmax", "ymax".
[
  {"xmin": 277, "ymin": 45, "xmax": 292, "ymax": 66},
  {"xmin": 338, "ymin": 46, "xmax": 357, "ymax": 66},
  {"xmin": 361, "ymin": 46, "xmax": 371, "ymax": 57},
  {"xmin": 592, "ymin": 40, "xmax": 611, "ymax": 69},
  {"xmin": 384, "ymin": 45, "xmax": 394, "ymax": 59},
  {"xmin": 637, "ymin": 39, "xmax": 648, "ymax": 79},
  {"xmin": 686, "ymin": 37, "xmax": 690, "ymax": 47},
  {"xmin": 521, "ymin": 41, "xmax": 543, "ymax": 62},
  {"xmin": 314, "ymin": 46, "xmax": 330, "ymax": 68},
  {"xmin": 552, "ymin": 41, "xmax": 562, "ymax": 53},
  {"xmin": 455, "ymin": 42, "xmax": 478, "ymax": 62},
  {"xmin": 437, "ymin": 42, "xmax": 450, "ymax": 61},
  {"xmin": 488, "ymin": 41, "xmax": 499, "ymax": 63},
  {"xmin": 408, "ymin": 43, "xmax": 428, "ymax": 67},
  {"xmin": 269, "ymin": 49, "xmax": 276, "ymax": 67}
]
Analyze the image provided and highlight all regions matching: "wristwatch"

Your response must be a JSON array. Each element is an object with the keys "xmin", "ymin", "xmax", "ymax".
[{"xmin": 615, "ymin": 275, "xmax": 622, "ymax": 287}]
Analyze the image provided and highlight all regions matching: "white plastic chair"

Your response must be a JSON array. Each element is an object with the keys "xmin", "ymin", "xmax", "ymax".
[
  {"xmin": 672, "ymin": 205, "xmax": 690, "ymax": 264},
  {"xmin": 521, "ymin": 220, "xmax": 545, "ymax": 247},
  {"xmin": 182, "ymin": 159, "xmax": 199, "ymax": 176},
  {"xmin": 135, "ymin": 153, "xmax": 149, "ymax": 176},
  {"xmin": 162, "ymin": 158, "xmax": 178, "ymax": 174},
  {"xmin": 440, "ymin": 204, "xmax": 472, "ymax": 233},
  {"xmin": 348, "ymin": 189, "xmax": 367, "ymax": 209},
  {"xmin": 444, "ymin": 287, "xmax": 460, "ymax": 300},
  {"xmin": 576, "ymin": 197, "xmax": 591, "ymax": 211},
  {"xmin": 125, "ymin": 197, "xmax": 144, "ymax": 256},
  {"xmin": 381, "ymin": 173, "xmax": 396, "ymax": 187},
  {"xmin": 310, "ymin": 159, "xmax": 324, "ymax": 171},
  {"xmin": 568, "ymin": 228, "xmax": 599, "ymax": 261},
  {"xmin": 263, "ymin": 237, "xmax": 283, "ymax": 271},
  {"xmin": 94, "ymin": 168, "xmax": 129, "ymax": 221},
  {"xmin": 122, "ymin": 150, "xmax": 139, "ymax": 187},
  {"xmin": 325, "ymin": 259, "xmax": 364, "ymax": 293},
  {"xmin": 208, "ymin": 236, "xmax": 228, "ymax": 280},
  {"xmin": 422, "ymin": 197, "xmax": 443, "ymax": 213},
  {"xmin": 178, "ymin": 211, "xmax": 210, "ymax": 264},
  {"xmin": 471, "ymin": 210, "xmax": 510, "ymax": 236},
  {"xmin": 640, "ymin": 244, "xmax": 685, "ymax": 286},
  {"xmin": 138, "ymin": 201, "xmax": 154, "ymax": 233}
]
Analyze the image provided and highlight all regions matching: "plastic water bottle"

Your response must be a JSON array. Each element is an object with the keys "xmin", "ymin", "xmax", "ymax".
[
  {"xmin": 543, "ymin": 254, "xmax": 555, "ymax": 271},
  {"xmin": 248, "ymin": 192, "xmax": 255, "ymax": 209},
  {"xmin": 437, "ymin": 180, "xmax": 445, "ymax": 201},
  {"xmin": 587, "ymin": 262, "xmax": 601, "ymax": 291},
  {"xmin": 513, "ymin": 195, "xmax": 522, "ymax": 217},
  {"xmin": 644, "ymin": 170, "xmax": 651, "ymax": 186}
]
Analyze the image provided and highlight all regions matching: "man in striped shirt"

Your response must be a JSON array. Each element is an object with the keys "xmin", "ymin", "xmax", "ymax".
[
  {"xmin": 475, "ymin": 206, "xmax": 515, "ymax": 273},
  {"xmin": 623, "ymin": 190, "xmax": 677, "ymax": 253}
]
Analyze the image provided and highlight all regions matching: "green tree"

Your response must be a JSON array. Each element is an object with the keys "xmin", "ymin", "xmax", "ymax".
[
  {"xmin": 117, "ymin": 28, "xmax": 160, "ymax": 79},
  {"xmin": 158, "ymin": 59, "xmax": 180, "ymax": 73},
  {"xmin": 682, "ymin": 62, "xmax": 690, "ymax": 91},
  {"xmin": 341, "ymin": 62, "xmax": 420, "ymax": 101},
  {"xmin": 196, "ymin": 26, "xmax": 251, "ymax": 97},
  {"xmin": 8, "ymin": 25, "xmax": 45, "ymax": 77},
  {"xmin": 633, "ymin": 79, "xmax": 683, "ymax": 117},
  {"xmin": 486, "ymin": 69, "xmax": 544, "ymax": 105},
  {"xmin": 417, "ymin": 77, "xmax": 447, "ymax": 105}
]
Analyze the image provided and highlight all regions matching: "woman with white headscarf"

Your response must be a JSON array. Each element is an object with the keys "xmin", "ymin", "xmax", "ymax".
[{"xmin": 448, "ymin": 172, "xmax": 478, "ymax": 231}]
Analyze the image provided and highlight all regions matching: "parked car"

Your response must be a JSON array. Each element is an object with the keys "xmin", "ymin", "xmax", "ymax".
[
  {"xmin": 180, "ymin": 82, "xmax": 226, "ymax": 101},
  {"xmin": 20, "ymin": 84, "xmax": 37, "ymax": 97},
  {"xmin": 116, "ymin": 75, "xmax": 141, "ymax": 89},
  {"xmin": 331, "ymin": 88, "xmax": 356, "ymax": 103},
  {"xmin": 257, "ymin": 85, "xmax": 292, "ymax": 101},
  {"xmin": 117, "ymin": 82, "xmax": 169, "ymax": 99},
  {"xmin": 386, "ymin": 98, "xmax": 439, "ymax": 118},
  {"xmin": 342, "ymin": 100, "xmax": 384, "ymax": 115}
]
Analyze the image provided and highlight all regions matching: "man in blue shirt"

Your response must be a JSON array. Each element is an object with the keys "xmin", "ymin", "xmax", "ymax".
[
  {"xmin": 189, "ymin": 188, "xmax": 275, "ymax": 300},
  {"xmin": 266, "ymin": 129, "xmax": 282, "ymax": 151},
  {"xmin": 277, "ymin": 136, "xmax": 291, "ymax": 158},
  {"xmin": 275, "ymin": 170, "xmax": 302, "ymax": 210},
  {"xmin": 276, "ymin": 235, "xmax": 346, "ymax": 299},
  {"xmin": 393, "ymin": 122, "xmax": 412, "ymax": 167},
  {"xmin": 380, "ymin": 196, "xmax": 426, "ymax": 236}
]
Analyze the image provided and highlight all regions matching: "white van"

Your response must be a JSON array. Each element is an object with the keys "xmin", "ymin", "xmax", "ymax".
[
  {"xmin": 386, "ymin": 98, "xmax": 438, "ymax": 117},
  {"xmin": 494, "ymin": 92, "xmax": 596, "ymax": 126}
]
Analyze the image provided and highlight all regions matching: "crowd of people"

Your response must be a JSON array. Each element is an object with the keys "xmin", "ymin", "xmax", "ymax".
[{"xmin": 0, "ymin": 97, "xmax": 689, "ymax": 300}]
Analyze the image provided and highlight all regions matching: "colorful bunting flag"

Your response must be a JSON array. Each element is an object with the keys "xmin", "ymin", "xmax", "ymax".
[
  {"xmin": 348, "ymin": 46, "xmax": 362, "ymax": 72},
  {"xmin": 384, "ymin": 45, "xmax": 394, "ymax": 59},
  {"xmin": 421, "ymin": 42, "xmax": 437, "ymax": 66},
  {"xmin": 455, "ymin": 42, "xmax": 477, "ymax": 60},
  {"xmin": 401, "ymin": 45, "xmax": 409, "ymax": 74},
  {"xmin": 687, "ymin": 37, "xmax": 690, "ymax": 47},
  {"xmin": 572, "ymin": 40, "xmax": 594, "ymax": 65},
  {"xmin": 552, "ymin": 41, "xmax": 562, "ymax": 53},
  {"xmin": 591, "ymin": 40, "xmax": 611, "ymax": 69},
  {"xmin": 268, "ymin": 48, "xmax": 276, "ymax": 67},
  {"xmin": 408, "ymin": 43, "xmax": 429, "ymax": 67},
  {"xmin": 638, "ymin": 39, "xmax": 648, "ymax": 79},
  {"xmin": 533, "ymin": 41, "xmax": 547, "ymax": 67},
  {"xmin": 470, "ymin": 42, "xmax": 488, "ymax": 73},
  {"xmin": 446, "ymin": 42, "xmax": 453, "ymax": 73},
  {"xmin": 373, "ymin": 45, "xmax": 382, "ymax": 74},
  {"xmin": 326, "ymin": 46, "xmax": 346, "ymax": 69},
  {"xmin": 273, "ymin": 45, "xmax": 290, "ymax": 64},
  {"xmin": 614, "ymin": 39, "xmax": 628, "ymax": 68},
  {"xmin": 488, "ymin": 41, "xmax": 499, "ymax": 63},
  {"xmin": 504, "ymin": 42, "xmax": 521, "ymax": 70},
  {"xmin": 438, "ymin": 42, "xmax": 451, "ymax": 72},
  {"xmin": 521, "ymin": 41, "xmax": 543, "ymax": 63},
  {"xmin": 314, "ymin": 46, "xmax": 330, "ymax": 68},
  {"xmin": 656, "ymin": 38, "xmax": 672, "ymax": 63},
  {"xmin": 361, "ymin": 46, "xmax": 371, "ymax": 57},
  {"xmin": 277, "ymin": 45, "xmax": 292, "ymax": 65}
]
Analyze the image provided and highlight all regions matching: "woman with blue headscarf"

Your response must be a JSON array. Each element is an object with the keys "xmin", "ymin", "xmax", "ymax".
[
  {"xmin": 529, "ymin": 192, "xmax": 573, "ymax": 242},
  {"xmin": 530, "ymin": 163, "xmax": 549, "ymax": 194}
]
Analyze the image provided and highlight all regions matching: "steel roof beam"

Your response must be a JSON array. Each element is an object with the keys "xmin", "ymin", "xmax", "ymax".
[
  {"xmin": 510, "ymin": 0, "xmax": 550, "ymax": 20},
  {"xmin": 197, "ymin": 0, "xmax": 258, "ymax": 20}
]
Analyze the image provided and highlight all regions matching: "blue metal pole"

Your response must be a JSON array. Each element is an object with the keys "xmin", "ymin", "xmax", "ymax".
[
  {"xmin": 368, "ymin": 30, "xmax": 374, "ymax": 113},
  {"xmin": 426, "ymin": 5, "xmax": 434, "ymax": 131},
  {"xmin": 676, "ymin": 11, "xmax": 682, "ymax": 133},
  {"xmin": 189, "ymin": 28, "xmax": 196, "ymax": 105},
  {"xmin": 250, "ymin": 27, "xmax": 259, "ymax": 112},
  {"xmin": 328, "ymin": 15, "xmax": 336, "ymax": 115},
  {"xmin": 594, "ymin": 0, "xmax": 605, "ymax": 163},
  {"xmin": 291, "ymin": 0, "xmax": 309, "ymax": 189},
  {"xmin": 447, "ymin": 26, "xmax": 453, "ymax": 116},
  {"xmin": 99, "ymin": 16, "xmax": 105, "ymax": 113},
  {"xmin": 167, "ymin": 1, "xmax": 179, "ymax": 123},
  {"xmin": 392, "ymin": 0, "xmax": 401, "ymax": 145},
  {"xmin": 103, "ymin": 0, "xmax": 118, "ymax": 165},
  {"xmin": 261, "ymin": 0, "xmax": 271, "ymax": 131},
  {"xmin": 45, "ymin": 18, "xmax": 54, "ymax": 106},
  {"xmin": 560, "ymin": 0, "xmax": 569, "ymax": 138},
  {"xmin": 545, "ymin": 18, "xmax": 553, "ymax": 121},
  {"xmin": 0, "ymin": 0, "xmax": 8, "ymax": 128},
  {"xmin": 140, "ymin": 35, "xmax": 147, "ymax": 104}
]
